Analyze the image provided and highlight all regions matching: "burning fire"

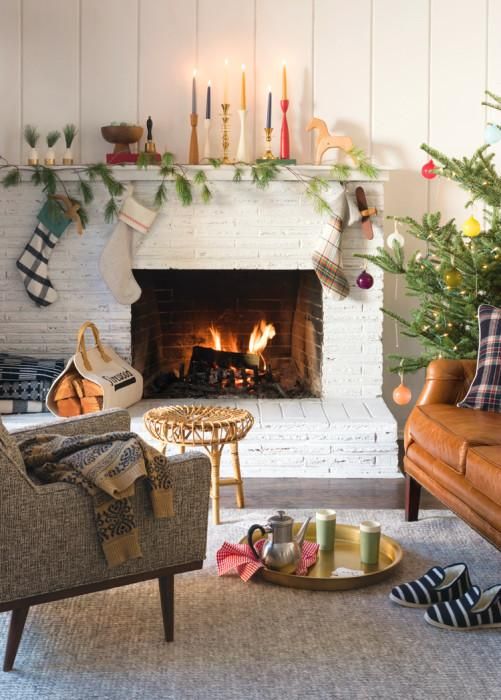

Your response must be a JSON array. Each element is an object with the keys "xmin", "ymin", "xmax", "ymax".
[
  {"xmin": 208, "ymin": 324, "xmax": 222, "ymax": 351},
  {"xmin": 207, "ymin": 320, "xmax": 276, "ymax": 357},
  {"xmin": 248, "ymin": 320, "xmax": 276, "ymax": 354}
]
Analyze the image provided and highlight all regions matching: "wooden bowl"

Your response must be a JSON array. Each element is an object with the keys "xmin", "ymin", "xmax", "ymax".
[{"xmin": 101, "ymin": 125, "xmax": 144, "ymax": 153}]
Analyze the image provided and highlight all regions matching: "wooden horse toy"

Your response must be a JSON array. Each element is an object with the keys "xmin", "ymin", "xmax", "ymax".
[{"xmin": 306, "ymin": 117, "xmax": 354, "ymax": 165}]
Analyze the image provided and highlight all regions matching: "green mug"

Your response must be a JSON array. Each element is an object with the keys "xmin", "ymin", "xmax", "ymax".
[
  {"xmin": 359, "ymin": 520, "xmax": 381, "ymax": 565},
  {"xmin": 316, "ymin": 509, "xmax": 336, "ymax": 551}
]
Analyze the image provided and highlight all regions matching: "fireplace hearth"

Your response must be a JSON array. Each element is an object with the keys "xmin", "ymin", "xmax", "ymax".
[{"xmin": 132, "ymin": 269, "xmax": 323, "ymax": 399}]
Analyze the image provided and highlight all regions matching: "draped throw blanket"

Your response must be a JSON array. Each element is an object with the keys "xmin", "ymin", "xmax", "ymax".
[{"xmin": 18, "ymin": 432, "xmax": 174, "ymax": 568}]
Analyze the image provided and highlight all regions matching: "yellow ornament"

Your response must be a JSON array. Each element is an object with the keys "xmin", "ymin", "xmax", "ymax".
[
  {"xmin": 462, "ymin": 215, "xmax": 481, "ymax": 238},
  {"xmin": 444, "ymin": 268, "xmax": 463, "ymax": 288}
]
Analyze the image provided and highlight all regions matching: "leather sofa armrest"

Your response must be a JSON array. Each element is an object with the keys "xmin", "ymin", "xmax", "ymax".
[
  {"xmin": 415, "ymin": 359, "xmax": 477, "ymax": 407},
  {"xmin": 403, "ymin": 359, "xmax": 477, "ymax": 451}
]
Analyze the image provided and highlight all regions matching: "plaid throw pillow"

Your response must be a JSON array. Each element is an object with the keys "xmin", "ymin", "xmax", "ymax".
[{"xmin": 458, "ymin": 304, "xmax": 501, "ymax": 412}]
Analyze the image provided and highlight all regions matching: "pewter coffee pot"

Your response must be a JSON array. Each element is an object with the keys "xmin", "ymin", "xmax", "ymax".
[{"xmin": 247, "ymin": 510, "xmax": 311, "ymax": 572}]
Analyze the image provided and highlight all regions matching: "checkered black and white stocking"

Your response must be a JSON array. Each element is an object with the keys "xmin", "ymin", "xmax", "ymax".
[
  {"xmin": 16, "ymin": 222, "xmax": 61, "ymax": 306},
  {"xmin": 16, "ymin": 201, "xmax": 70, "ymax": 307}
]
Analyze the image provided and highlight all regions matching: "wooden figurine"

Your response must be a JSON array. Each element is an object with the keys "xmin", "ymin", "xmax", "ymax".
[{"xmin": 306, "ymin": 117, "xmax": 353, "ymax": 165}]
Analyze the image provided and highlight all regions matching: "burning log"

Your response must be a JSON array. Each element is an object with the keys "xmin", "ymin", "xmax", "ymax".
[{"xmin": 189, "ymin": 345, "xmax": 261, "ymax": 374}]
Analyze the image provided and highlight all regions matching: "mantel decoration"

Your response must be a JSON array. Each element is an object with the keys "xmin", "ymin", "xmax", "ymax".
[{"xmin": 1, "ymin": 115, "xmax": 378, "ymax": 308}]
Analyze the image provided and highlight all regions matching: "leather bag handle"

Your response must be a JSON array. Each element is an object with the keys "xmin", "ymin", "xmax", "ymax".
[{"xmin": 76, "ymin": 321, "xmax": 112, "ymax": 372}]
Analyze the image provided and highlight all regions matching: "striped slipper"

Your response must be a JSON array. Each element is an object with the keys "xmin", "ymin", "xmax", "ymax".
[
  {"xmin": 389, "ymin": 563, "xmax": 472, "ymax": 608},
  {"xmin": 424, "ymin": 584, "xmax": 501, "ymax": 631}
]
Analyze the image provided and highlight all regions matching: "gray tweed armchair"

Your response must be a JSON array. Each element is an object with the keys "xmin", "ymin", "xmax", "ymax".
[{"xmin": 0, "ymin": 409, "xmax": 211, "ymax": 671}]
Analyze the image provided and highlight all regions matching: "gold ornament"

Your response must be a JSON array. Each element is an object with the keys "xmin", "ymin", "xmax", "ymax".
[
  {"xmin": 443, "ymin": 267, "xmax": 463, "ymax": 288},
  {"xmin": 462, "ymin": 215, "xmax": 481, "ymax": 238}
]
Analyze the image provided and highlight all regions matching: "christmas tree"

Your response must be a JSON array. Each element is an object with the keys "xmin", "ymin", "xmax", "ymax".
[{"xmin": 360, "ymin": 90, "xmax": 501, "ymax": 374}]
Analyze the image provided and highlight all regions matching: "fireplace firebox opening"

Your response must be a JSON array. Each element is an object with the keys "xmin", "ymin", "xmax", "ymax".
[{"xmin": 132, "ymin": 270, "xmax": 322, "ymax": 399}]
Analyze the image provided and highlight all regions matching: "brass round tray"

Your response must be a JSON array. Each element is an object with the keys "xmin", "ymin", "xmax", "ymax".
[{"xmin": 242, "ymin": 521, "xmax": 403, "ymax": 591}]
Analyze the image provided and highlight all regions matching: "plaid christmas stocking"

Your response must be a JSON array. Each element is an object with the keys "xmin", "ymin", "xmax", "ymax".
[
  {"xmin": 99, "ymin": 188, "xmax": 158, "ymax": 305},
  {"xmin": 16, "ymin": 200, "xmax": 71, "ymax": 307},
  {"xmin": 312, "ymin": 189, "xmax": 359, "ymax": 300}
]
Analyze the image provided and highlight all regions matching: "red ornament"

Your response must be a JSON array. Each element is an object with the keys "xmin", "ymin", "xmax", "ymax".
[
  {"xmin": 356, "ymin": 270, "xmax": 374, "ymax": 290},
  {"xmin": 421, "ymin": 159, "xmax": 437, "ymax": 180}
]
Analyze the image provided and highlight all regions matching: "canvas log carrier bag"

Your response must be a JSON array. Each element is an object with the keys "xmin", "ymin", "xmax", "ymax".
[{"xmin": 47, "ymin": 321, "xmax": 143, "ymax": 417}]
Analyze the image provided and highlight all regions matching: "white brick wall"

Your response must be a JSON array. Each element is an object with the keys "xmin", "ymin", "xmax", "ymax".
[{"xmin": 0, "ymin": 170, "xmax": 385, "ymax": 400}]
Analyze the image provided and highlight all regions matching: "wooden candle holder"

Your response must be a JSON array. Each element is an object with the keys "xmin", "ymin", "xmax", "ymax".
[{"xmin": 189, "ymin": 113, "xmax": 199, "ymax": 165}]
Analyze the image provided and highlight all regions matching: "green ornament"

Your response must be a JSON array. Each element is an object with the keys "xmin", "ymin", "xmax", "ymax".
[{"xmin": 444, "ymin": 267, "xmax": 463, "ymax": 288}]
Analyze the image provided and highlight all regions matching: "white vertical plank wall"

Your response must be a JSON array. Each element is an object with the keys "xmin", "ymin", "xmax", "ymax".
[
  {"xmin": 197, "ymin": 0, "xmax": 255, "ymax": 161},
  {"xmin": 429, "ymin": 0, "xmax": 487, "ymax": 220},
  {"xmin": 21, "ymin": 0, "xmax": 80, "ymax": 164},
  {"xmin": 81, "ymin": 0, "xmax": 139, "ymax": 162},
  {"xmin": 487, "ymin": 0, "xmax": 501, "ymax": 172},
  {"xmin": 0, "ymin": 0, "xmax": 21, "ymax": 164},
  {"xmin": 314, "ymin": 0, "xmax": 372, "ymax": 155},
  {"xmin": 139, "ymin": 0, "xmax": 196, "ymax": 161},
  {"xmin": 0, "ymin": 0, "xmax": 497, "ymax": 428}
]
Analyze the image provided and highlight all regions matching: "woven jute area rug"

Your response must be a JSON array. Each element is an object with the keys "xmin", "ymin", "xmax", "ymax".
[{"xmin": 0, "ymin": 509, "xmax": 499, "ymax": 700}]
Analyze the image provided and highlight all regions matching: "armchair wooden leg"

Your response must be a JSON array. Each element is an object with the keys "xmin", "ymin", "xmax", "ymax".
[
  {"xmin": 3, "ymin": 606, "xmax": 29, "ymax": 672},
  {"xmin": 405, "ymin": 475, "xmax": 421, "ymax": 522},
  {"xmin": 158, "ymin": 575, "xmax": 174, "ymax": 642}
]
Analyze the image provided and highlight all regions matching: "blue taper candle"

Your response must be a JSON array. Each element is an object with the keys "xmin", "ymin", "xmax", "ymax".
[
  {"xmin": 206, "ymin": 81, "xmax": 211, "ymax": 119},
  {"xmin": 266, "ymin": 87, "xmax": 272, "ymax": 129}
]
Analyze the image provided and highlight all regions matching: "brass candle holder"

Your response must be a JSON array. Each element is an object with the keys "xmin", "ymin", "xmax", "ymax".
[
  {"xmin": 262, "ymin": 127, "xmax": 275, "ymax": 160},
  {"xmin": 221, "ymin": 103, "xmax": 233, "ymax": 164}
]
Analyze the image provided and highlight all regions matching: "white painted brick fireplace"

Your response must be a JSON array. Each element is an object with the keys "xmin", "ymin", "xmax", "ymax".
[{"xmin": 0, "ymin": 166, "xmax": 398, "ymax": 477}]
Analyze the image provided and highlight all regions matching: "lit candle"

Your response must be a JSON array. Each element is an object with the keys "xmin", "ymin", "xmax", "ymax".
[
  {"xmin": 223, "ymin": 58, "xmax": 229, "ymax": 104},
  {"xmin": 241, "ymin": 64, "xmax": 246, "ymax": 110},
  {"xmin": 192, "ymin": 69, "xmax": 197, "ymax": 114},
  {"xmin": 206, "ymin": 80, "xmax": 211, "ymax": 119},
  {"xmin": 266, "ymin": 86, "xmax": 272, "ymax": 129},
  {"xmin": 282, "ymin": 61, "xmax": 287, "ymax": 100}
]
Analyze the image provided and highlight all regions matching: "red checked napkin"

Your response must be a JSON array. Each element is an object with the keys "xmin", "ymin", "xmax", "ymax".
[{"xmin": 216, "ymin": 538, "xmax": 319, "ymax": 582}]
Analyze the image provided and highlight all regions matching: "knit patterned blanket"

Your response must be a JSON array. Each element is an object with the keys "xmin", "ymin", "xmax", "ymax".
[{"xmin": 18, "ymin": 431, "xmax": 174, "ymax": 567}]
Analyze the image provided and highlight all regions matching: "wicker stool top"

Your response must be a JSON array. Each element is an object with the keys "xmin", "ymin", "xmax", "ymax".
[{"xmin": 144, "ymin": 404, "xmax": 254, "ymax": 447}]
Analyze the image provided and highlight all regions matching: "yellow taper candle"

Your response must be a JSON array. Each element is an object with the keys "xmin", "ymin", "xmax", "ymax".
[
  {"xmin": 241, "ymin": 64, "xmax": 246, "ymax": 110},
  {"xmin": 282, "ymin": 61, "xmax": 287, "ymax": 100}
]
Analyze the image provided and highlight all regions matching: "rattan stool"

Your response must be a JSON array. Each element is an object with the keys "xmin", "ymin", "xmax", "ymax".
[{"xmin": 144, "ymin": 405, "xmax": 254, "ymax": 525}]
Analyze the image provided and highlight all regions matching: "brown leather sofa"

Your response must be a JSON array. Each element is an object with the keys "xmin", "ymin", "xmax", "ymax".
[{"xmin": 404, "ymin": 359, "xmax": 501, "ymax": 550}]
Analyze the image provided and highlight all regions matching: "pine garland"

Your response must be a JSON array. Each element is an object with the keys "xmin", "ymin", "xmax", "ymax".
[{"xmin": 0, "ymin": 142, "xmax": 377, "ymax": 228}]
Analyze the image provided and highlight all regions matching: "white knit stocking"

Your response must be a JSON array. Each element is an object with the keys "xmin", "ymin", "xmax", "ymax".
[{"xmin": 100, "ymin": 190, "xmax": 158, "ymax": 305}]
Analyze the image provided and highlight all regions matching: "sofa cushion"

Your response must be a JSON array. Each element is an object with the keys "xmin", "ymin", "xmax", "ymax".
[
  {"xmin": 408, "ymin": 403, "xmax": 501, "ymax": 474},
  {"xmin": 0, "ymin": 416, "xmax": 26, "ymax": 472},
  {"xmin": 466, "ymin": 446, "xmax": 501, "ymax": 506},
  {"xmin": 458, "ymin": 304, "xmax": 501, "ymax": 413}
]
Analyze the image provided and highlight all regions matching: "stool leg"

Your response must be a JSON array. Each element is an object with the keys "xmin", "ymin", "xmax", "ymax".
[
  {"xmin": 230, "ymin": 441, "xmax": 245, "ymax": 509},
  {"xmin": 209, "ymin": 450, "xmax": 221, "ymax": 525},
  {"xmin": 179, "ymin": 444, "xmax": 186, "ymax": 454}
]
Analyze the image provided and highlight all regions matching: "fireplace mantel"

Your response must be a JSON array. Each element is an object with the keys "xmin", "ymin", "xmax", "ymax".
[{"xmin": 17, "ymin": 164, "xmax": 390, "ymax": 183}]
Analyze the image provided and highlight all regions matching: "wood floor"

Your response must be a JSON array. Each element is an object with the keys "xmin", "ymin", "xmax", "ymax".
[{"xmin": 220, "ymin": 477, "xmax": 443, "ymax": 510}]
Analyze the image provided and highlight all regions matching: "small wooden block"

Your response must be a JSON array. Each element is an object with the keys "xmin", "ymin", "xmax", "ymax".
[
  {"xmin": 56, "ymin": 397, "xmax": 82, "ymax": 417},
  {"xmin": 53, "ymin": 373, "xmax": 79, "ymax": 401},
  {"xmin": 80, "ymin": 396, "xmax": 102, "ymax": 414},
  {"xmin": 81, "ymin": 379, "xmax": 103, "ymax": 397},
  {"xmin": 71, "ymin": 377, "xmax": 84, "ymax": 398}
]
